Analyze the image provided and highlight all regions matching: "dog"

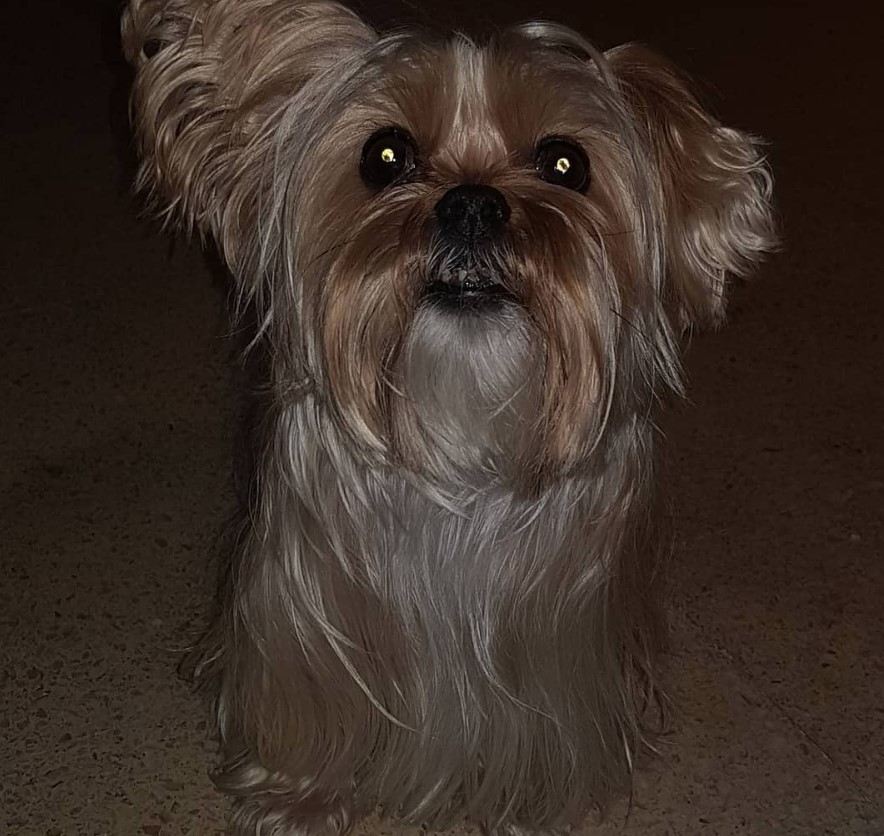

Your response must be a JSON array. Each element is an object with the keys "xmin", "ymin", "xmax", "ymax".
[{"xmin": 122, "ymin": 1, "xmax": 775, "ymax": 832}]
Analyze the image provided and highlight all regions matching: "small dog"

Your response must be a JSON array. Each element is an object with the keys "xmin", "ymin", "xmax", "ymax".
[{"xmin": 123, "ymin": 1, "xmax": 774, "ymax": 833}]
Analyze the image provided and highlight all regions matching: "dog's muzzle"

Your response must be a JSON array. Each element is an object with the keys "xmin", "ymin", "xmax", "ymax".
[{"xmin": 427, "ymin": 185, "xmax": 515, "ymax": 308}]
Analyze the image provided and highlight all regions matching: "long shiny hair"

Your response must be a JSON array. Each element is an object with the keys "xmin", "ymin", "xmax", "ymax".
[{"xmin": 124, "ymin": 2, "xmax": 775, "ymax": 832}]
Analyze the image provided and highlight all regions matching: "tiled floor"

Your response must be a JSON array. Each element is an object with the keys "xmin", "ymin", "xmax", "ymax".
[{"xmin": 1, "ymin": 3, "xmax": 881, "ymax": 835}]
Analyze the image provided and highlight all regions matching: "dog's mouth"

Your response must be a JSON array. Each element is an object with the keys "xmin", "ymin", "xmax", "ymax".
[{"xmin": 423, "ymin": 266, "xmax": 517, "ymax": 310}]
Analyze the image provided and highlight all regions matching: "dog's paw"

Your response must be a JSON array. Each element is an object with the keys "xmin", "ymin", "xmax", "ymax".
[
  {"xmin": 218, "ymin": 755, "xmax": 354, "ymax": 836},
  {"xmin": 230, "ymin": 796, "xmax": 353, "ymax": 836}
]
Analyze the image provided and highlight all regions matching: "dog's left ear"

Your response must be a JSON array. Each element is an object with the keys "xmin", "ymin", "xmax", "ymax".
[{"xmin": 606, "ymin": 44, "xmax": 776, "ymax": 328}]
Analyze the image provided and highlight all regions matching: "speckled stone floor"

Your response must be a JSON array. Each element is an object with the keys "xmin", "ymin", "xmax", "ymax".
[{"xmin": 1, "ymin": 3, "xmax": 881, "ymax": 835}]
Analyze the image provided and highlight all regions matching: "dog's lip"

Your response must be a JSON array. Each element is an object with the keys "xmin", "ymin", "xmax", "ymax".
[
  {"xmin": 425, "ymin": 278, "xmax": 509, "ymax": 297},
  {"xmin": 423, "ymin": 267, "xmax": 517, "ymax": 307},
  {"xmin": 423, "ymin": 277, "xmax": 517, "ymax": 308}
]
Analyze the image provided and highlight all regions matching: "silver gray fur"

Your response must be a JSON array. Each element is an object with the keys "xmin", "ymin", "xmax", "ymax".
[{"xmin": 123, "ymin": 2, "xmax": 775, "ymax": 832}]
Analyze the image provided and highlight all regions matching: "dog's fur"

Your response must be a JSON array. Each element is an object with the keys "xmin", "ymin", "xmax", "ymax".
[{"xmin": 123, "ymin": 1, "xmax": 775, "ymax": 833}]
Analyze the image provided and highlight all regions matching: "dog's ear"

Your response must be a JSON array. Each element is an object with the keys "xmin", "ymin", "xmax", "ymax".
[
  {"xmin": 606, "ymin": 44, "xmax": 776, "ymax": 329},
  {"xmin": 122, "ymin": 0, "xmax": 376, "ymax": 261}
]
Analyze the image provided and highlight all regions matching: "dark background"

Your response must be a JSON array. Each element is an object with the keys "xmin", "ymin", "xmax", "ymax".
[{"xmin": 1, "ymin": 2, "xmax": 881, "ymax": 834}]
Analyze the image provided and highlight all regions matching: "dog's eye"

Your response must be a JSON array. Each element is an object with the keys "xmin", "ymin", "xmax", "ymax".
[
  {"xmin": 534, "ymin": 138, "xmax": 590, "ymax": 192},
  {"xmin": 360, "ymin": 128, "xmax": 418, "ymax": 189}
]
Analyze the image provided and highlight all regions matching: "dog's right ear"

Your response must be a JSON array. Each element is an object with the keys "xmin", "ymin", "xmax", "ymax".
[{"xmin": 122, "ymin": 0, "xmax": 376, "ymax": 262}]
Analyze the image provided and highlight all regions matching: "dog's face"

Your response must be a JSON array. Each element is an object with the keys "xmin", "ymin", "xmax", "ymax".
[
  {"xmin": 290, "ymin": 30, "xmax": 660, "ymax": 485},
  {"xmin": 125, "ymin": 1, "xmax": 775, "ymax": 488}
]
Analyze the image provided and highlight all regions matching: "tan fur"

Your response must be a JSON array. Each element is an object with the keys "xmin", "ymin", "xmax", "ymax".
[{"xmin": 123, "ymin": 3, "xmax": 776, "ymax": 833}]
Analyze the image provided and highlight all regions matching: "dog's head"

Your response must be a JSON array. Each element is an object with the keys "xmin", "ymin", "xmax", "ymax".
[{"xmin": 124, "ymin": 0, "xmax": 775, "ymax": 488}]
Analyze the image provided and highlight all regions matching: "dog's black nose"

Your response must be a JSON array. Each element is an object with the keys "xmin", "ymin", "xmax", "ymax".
[{"xmin": 435, "ymin": 185, "xmax": 510, "ymax": 244}]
